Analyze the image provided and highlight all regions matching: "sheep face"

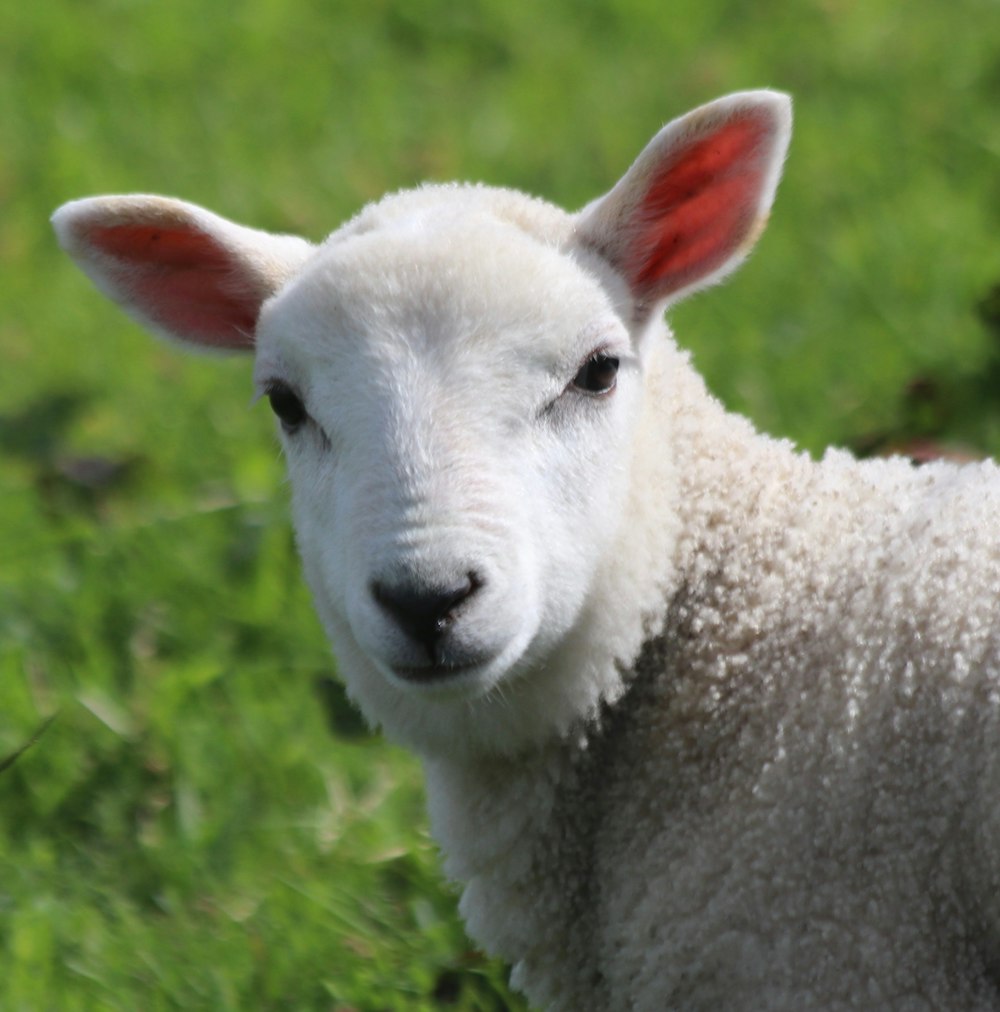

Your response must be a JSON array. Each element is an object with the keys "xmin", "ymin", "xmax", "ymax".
[
  {"xmin": 52, "ymin": 90, "xmax": 791, "ymax": 756},
  {"xmin": 252, "ymin": 201, "xmax": 645, "ymax": 750}
]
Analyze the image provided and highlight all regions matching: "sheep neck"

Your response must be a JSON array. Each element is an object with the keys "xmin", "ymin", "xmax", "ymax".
[{"xmin": 419, "ymin": 329, "xmax": 783, "ymax": 1003}]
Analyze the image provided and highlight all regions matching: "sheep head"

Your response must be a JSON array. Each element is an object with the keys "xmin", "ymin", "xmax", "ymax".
[{"xmin": 53, "ymin": 91, "xmax": 791, "ymax": 757}]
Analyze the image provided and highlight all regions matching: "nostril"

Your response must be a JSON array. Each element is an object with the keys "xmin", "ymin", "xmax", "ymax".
[{"xmin": 371, "ymin": 571, "xmax": 483, "ymax": 654}]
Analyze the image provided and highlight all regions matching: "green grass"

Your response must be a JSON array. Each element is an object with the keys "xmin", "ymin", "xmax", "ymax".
[{"xmin": 3, "ymin": 0, "xmax": 1000, "ymax": 1008}]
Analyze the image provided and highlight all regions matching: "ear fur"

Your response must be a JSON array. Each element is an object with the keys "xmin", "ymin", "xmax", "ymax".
[
  {"xmin": 576, "ymin": 90, "xmax": 792, "ymax": 314},
  {"xmin": 51, "ymin": 195, "xmax": 314, "ymax": 350}
]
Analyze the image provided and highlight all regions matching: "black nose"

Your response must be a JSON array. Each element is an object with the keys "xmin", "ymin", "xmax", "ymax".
[{"xmin": 371, "ymin": 571, "xmax": 482, "ymax": 657}]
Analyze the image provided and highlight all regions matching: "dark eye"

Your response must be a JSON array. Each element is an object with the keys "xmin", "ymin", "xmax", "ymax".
[
  {"xmin": 265, "ymin": 381, "xmax": 308, "ymax": 433},
  {"xmin": 572, "ymin": 353, "xmax": 620, "ymax": 395}
]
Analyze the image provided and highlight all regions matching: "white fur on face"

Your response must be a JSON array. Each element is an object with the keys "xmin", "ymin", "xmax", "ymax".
[{"xmin": 252, "ymin": 191, "xmax": 646, "ymax": 754}]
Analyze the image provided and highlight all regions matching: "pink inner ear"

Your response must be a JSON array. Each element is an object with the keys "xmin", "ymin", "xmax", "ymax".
[
  {"xmin": 629, "ymin": 115, "xmax": 771, "ymax": 298},
  {"xmin": 90, "ymin": 224, "xmax": 259, "ymax": 349}
]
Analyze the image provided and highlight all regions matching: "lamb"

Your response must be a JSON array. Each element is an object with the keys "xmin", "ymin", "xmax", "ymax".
[{"xmin": 52, "ymin": 90, "xmax": 1000, "ymax": 1010}]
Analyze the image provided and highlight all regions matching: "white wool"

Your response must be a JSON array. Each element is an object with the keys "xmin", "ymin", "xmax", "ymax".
[
  {"xmin": 425, "ymin": 343, "xmax": 1000, "ymax": 1008},
  {"xmin": 52, "ymin": 90, "xmax": 1000, "ymax": 1009}
]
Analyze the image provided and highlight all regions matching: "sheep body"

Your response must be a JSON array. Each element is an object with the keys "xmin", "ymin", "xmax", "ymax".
[
  {"xmin": 52, "ymin": 91, "xmax": 1000, "ymax": 1009},
  {"xmin": 428, "ymin": 342, "xmax": 1000, "ymax": 1007}
]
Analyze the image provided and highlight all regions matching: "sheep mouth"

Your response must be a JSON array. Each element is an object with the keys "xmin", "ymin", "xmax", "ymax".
[
  {"xmin": 372, "ymin": 619, "xmax": 536, "ymax": 695},
  {"xmin": 390, "ymin": 661, "xmax": 484, "ymax": 686}
]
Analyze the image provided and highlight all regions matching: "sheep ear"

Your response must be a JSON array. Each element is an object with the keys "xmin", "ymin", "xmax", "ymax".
[
  {"xmin": 52, "ymin": 195, "xmax": 314, "ymax": 351},
  {"xmin": 576, "ymin": 90, "xmax": 791, "ymax": 313}
]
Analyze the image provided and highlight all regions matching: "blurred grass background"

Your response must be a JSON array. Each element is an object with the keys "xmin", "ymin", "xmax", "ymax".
[{"xmin": 3, "ymin": 0, "xmax": 1000, "ymax": 1008}]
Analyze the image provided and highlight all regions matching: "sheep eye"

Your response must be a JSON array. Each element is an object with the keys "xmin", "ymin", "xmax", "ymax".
[
  {"xmin": 265, "ymin": 381, "xmax": 308, "ymax": 433},
  {"xmin": 572, "ymin": 353, "xmax": 620, "ymax": 395}
]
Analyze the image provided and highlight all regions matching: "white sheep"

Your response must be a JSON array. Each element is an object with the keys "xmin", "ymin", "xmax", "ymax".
[{"xmin": 52, "ymin": 91, "xmax": 1000, "ymax": 1010}]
